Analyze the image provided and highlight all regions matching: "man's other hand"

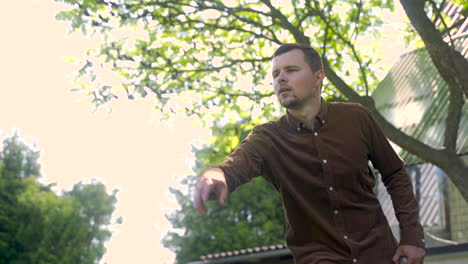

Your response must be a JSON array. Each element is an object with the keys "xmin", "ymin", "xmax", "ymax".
[
  {"xmin": 392, "ymin": 245, "xmax": 425, "ymax": 264},
  {"xmin": 193, "ymin": 168, "xmax": 228, "ymax": 216}
]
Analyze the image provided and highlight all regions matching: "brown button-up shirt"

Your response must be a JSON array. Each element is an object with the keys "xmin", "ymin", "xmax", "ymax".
[{"xmin": 215, "ymin": 99, "xmax": 425, "ymax": 264}]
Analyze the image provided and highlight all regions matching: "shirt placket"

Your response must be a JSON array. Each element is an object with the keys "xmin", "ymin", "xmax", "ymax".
[{"xmin": 316, "ymin": 119, "xmax": 360, "ymax": 264}]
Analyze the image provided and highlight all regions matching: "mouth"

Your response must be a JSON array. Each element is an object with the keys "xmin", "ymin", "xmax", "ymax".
[{"xmin": 278, "ymin": 86, "xmax": 292, "ymax": 95}]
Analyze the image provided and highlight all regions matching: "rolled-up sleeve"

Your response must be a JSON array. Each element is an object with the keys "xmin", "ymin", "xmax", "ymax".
[{"xmin": 363, "ymin": 107, "xmax": 425, "ymax": 248}]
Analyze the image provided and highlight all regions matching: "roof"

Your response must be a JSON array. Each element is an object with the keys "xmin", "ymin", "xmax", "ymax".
[
  {"xmin": 371, "ymin": 33, "xmax": 468, "ymax": 165},
  {"xmin": 188, "ymin": 244, "xmax": 291, "ymax": 264},
  {"xmin": 187, "ymin": 242, "xmax": 468, "ymax": 263},
  {"xmin": 200, "ymin": 244, "xmax": 287, "ymax": 260}
]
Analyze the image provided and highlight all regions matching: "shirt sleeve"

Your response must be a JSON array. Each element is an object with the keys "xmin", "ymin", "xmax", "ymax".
[
  {"xmin": 362, "ymin": 107, "xmax": 425, "ymax": 248},
  {"xmin": 213, "ymin": 126, "xmax": 271, "ymax": 193}
]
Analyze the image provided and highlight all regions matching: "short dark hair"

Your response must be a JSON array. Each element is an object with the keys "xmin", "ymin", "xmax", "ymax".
[{"xmin": 273, "ymin": 43, "xmax": 323, "ymax": 73}]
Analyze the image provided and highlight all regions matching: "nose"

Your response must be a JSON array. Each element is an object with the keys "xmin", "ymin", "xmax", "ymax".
[{"xmin": 277, "ymin": 71, "xmax": 287, "ymax": 84}]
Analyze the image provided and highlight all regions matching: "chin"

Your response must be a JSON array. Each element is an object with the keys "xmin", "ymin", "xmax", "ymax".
[{"xmin": 280, "ymin": 100, "xmax": 300, "ymax": 109}]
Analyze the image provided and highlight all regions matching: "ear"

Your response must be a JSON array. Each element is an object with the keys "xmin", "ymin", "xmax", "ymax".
[{"xmin": 314, "ymin": 69, "xmax": 325, "ymax": 86}]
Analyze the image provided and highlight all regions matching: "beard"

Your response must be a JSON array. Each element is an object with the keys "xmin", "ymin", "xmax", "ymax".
[
  {"xmin": 279, "ymin": 97, "xmax": 300, "ymax": 109},
  {"xmin": 278, "ymin": 94, "xmax": 303, "ymax": 109},
  {"xmin": 276, "ymin": 85, "xmax": 322, "ymax": 109}
]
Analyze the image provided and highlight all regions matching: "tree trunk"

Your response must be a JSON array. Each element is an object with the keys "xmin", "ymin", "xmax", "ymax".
[
  {"xmin": 397, "ymin": 0, "xmax": 468, "ymax": 203},
  {"xmin": 399, "ymin": 0, "xmax": 468, "ymax": 99},
  {"xmin": 438, "ymin": 151, "xmax": 468, "ymax": 203},
  {"xmin": 370, "ymin": 102, "xmax": 468, "ymax": 203}
]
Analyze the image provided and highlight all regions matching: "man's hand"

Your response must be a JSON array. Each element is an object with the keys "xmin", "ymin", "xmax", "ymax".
[
  {"xmin": 193, "ymin": 168, "xmax": 229, "ymax": 216},
  {"xmin": 393, "ymin": 245, "xmax": 425, "ymax": 264}
]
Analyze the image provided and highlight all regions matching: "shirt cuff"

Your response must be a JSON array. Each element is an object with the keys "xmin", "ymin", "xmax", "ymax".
[
  {"xmin": 210, "ymin": 165, "xmax": 236, "ymax": 193},
  {"xmin": 399, "ymin": 227, "xmax": 426, "ymax": 248}
]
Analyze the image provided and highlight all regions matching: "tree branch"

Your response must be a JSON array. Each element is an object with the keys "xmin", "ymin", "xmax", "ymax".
[
  {"xmin": 351, "ymin": 0, "xmax": 363, "ymax": 43},
  {"xmin": 367, "ymin": 106, "xmax": 447, "ymax": 165},
  {"xmin": 428, "ymin": 0, "xmax": 456, "ymax": 47},
  {"xmin": 195, "ymin": 1, "xmax": 280, "ymax": 41},
  {"xmin": 260, "ymin": 0, "xmax": 309, "ymax": 43},
  {"xmin": 440, "ymin": 19, "xmax": 466, "ymax": 36},
  {"xmin": 149, "ymin": 58, "xmax": 271, "ymax": 74},
  {"xmin": 206, "ymin": 88, "xmax": 274, "ymax": 101},
  {"xmin": 313, "ymin": 1, "xmax": 370, "ymax": 94},
  {"xmin": 444, "ymin": 83, "xmax": 464, "ymax": 151},
  {"xmin": 400, "ymin": 0, "xmax": 467, "ymax": 154},
  {"xmin": 185, "ymin": 17, "xmax": 280, "ymax": 43},
  {"xmin": 400, "ymin": 0, "xmax": 468, "ymax": 99},
  {"xmin": 322, "ymin": 59, "xmax": 361, "ymax": 102},
  {"xmin": 322, "ymin": 59, "xmax": 444, "ymax": 166}
]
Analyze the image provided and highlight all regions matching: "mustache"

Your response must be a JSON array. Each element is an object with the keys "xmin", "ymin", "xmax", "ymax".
[{"xmin": 278, "ymin": 85, "xmax": 292, "ymax": 93}]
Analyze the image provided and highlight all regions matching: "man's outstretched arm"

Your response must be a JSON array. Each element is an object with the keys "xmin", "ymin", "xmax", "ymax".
[
  {"xmin": 194, "ymin": 167, "xmax": 229, "ymax": 216},
  {"xmin": 193, "ymin": 127, "xmax": 270, "ymax": 216}
]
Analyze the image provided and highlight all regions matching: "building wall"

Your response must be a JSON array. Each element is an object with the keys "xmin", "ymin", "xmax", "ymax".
[{"xmin": 447, "ymin": 156, "xmax": 468, "ymax": 243}]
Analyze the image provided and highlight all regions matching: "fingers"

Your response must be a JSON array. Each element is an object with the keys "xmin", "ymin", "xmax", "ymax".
[
  {"xmin": 193, "ymin": 189, "xmax": 205, "ymax": 216},
  {"xmin": 194, "ymin": 178, "xmax": 211, "ymax": 216},
  {"xmin": 393, "ymin": 248, "xmax": 402, "ymax": 264},
  {"xmin": 194, "ymin": 175, "xmax": 229, "ymax": 216},
  {"xmin": 218, "ymin": 182, "xmax": 228, "ymax": 206},
  {"xmin": 194, "ymin": 168, "xmax": 228, "ymax": 216},
  {"xmin": 393, "ymin": 246, "xmax": 425, "ymax": 264}
]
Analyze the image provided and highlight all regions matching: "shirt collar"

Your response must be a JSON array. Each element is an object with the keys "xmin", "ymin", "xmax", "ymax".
[{"xmin": 284, "ymin": 97, "xmax": 328, "ymax": 132}]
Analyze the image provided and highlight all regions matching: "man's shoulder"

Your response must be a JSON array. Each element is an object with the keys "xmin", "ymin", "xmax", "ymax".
[
  {"xmin": 252, "ymin": 119, "xmax": 281, "ymax": 133},
  {"xmin": 327, "ymin": 101, "xmax": 369, "ymax": 116},
  {"xmin": 248, "ymin": 118, "xmax": 287, "ymax": 140},
  {"xmin": 237, "ymin": 121, "xmax": 278, "ymax": 150},
  {"xmin": 252, "ymin": 121, "xmax": 277, "ymax": 136}
]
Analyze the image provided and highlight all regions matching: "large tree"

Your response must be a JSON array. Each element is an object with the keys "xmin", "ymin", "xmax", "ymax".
[
  {"xmin": 56, "ymin": 0, "xmax": 467, "ymax": 200},
  {"xmin": 54, "ymin": 0, "xmax": 467, "ymax": 262},
  {"xmin": 0, "ymin": 133, "xmax": 118, "ymax": 264}
]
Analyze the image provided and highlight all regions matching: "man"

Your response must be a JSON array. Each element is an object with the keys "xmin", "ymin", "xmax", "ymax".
[{"xmin": 194, "ymin": 43, "xmax": 425, "ymax": 264}]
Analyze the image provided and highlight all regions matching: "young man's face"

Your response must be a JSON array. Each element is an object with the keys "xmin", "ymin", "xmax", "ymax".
[{"xmin": 272, "ymin": 49, "xmax": 324, "ymax": 109}]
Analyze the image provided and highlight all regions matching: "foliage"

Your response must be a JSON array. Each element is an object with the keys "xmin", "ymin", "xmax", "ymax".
[
  {"xmin": 55, "ymin": 0, "xmax": 396, "ymax": 121},
  {"xmin": 0, "ymin": 133, "xmax": 40, "ymax": 181},
  {"xmin": 163, "ymin": 175, "xmax": 285, "ymax": 264},
  {"xmin": 53, "ymin": 0, "xmax": 468, "ymax": 262},
  {"xmin": 163, "ymin": 119, "xmax": 285, "ymax": 264},
  {"xmin": 0, "ymin": 133, "xmax": 118, "ymax": 264}
]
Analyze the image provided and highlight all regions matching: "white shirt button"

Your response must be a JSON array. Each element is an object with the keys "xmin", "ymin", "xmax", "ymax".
[
  {"xmin": 314, "ymin": 132, "xmax": 318, "ymax": 136},
  {"xmin": 344, "ymin": 235, "xmax": 348, "ymax": 239},
  {"xmin": 297, "ymin": 127, "xmax": 300, "ymax": 132},
  {"xmin": 329, "ymin": 187, "xmax": 334, "ymax": 191},
  {"xmin": 334, "ymin": 210, "xmax": 338, "ymax": 214},
  {"xmin": 353, "ymin": 259, "xmax": 357, "ymax": 263},
  {"xmin": 322, "ymin": 120, "xmax": 325, "ymax": 124},
  {"xmin": 323, "ymin": 159, "xmax": 327, "ymax": 164}
]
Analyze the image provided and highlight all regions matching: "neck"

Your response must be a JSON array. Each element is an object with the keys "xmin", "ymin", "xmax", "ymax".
[{"xmin": 288, "ymin": 97, "xmax": 321, "ymax": 129}]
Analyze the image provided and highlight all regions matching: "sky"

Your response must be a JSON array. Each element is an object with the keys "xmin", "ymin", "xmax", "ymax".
[
  {"xmin": 0, "ymin": 1, "xmax": 211, "ymax": 263},
  {"xmin": 0, "ymin": 1, "xmax": 411, "ymax": 264}
]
